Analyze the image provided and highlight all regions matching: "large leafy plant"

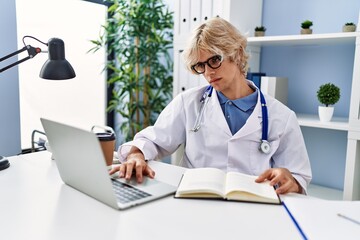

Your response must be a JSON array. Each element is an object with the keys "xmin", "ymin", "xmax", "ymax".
[{"xmin": 91, "ymin": 0, "xmax": 173, "ymax": 142}]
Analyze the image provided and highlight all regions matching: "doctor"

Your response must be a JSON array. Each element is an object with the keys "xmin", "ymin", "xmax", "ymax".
[{"xmin": 110, "ymin": 17, "xmax": 312, "ymax": 195}]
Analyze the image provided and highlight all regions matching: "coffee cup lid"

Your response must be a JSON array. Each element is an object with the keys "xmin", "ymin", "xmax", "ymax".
[
  {"xmin": 91, "ymin": 125, "xmax": 116, "ymax": 141},
  {"xmin": 96, "ymin": 132, "xmax": 115, "ymax": 141}
]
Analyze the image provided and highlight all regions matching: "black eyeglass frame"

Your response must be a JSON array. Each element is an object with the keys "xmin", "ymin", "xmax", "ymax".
[{"xmin": 191, "ymin": 55, "xmax": 223, "ymax": 74}]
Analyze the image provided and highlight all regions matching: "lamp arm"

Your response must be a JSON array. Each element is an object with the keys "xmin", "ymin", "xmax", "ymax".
[
  {"xmin": 0, "ymin": 46, "xmax": 27, "ymax": 62},
  {"xmin": 0, "ymin": 56, "xmax": 31, "ymax": 73},
  {"xmin": 0, "ymin": 45, "xmax": 41, "ymax": 73}
]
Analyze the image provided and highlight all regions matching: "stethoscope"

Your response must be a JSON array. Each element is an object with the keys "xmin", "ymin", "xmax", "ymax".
[{"xmin": 191, "ymin": 85, "xmax": 271, "ymax": 154}]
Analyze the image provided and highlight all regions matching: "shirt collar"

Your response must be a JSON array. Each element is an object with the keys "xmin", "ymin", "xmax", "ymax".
[{"xmin": 217, "ymin": 89, "xmax": 258, "ymax": 112}]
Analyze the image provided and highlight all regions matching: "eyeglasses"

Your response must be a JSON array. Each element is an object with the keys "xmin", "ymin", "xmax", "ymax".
[{"xmin": 191, "ymin": 55, "xmax": 223, "ymax": 74}]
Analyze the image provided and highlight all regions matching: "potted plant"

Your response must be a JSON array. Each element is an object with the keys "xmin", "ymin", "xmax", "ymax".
[
  {"xmin": 342, "ymin": 22, "xmax": 356, "ymax": 32},
  {"xmin": 301, "ymin": 20, "xmax": 313, "ymax": 34},
  {"xmin": 317, "ymin": 83, "xmax": 340, "ymax": 122},
  {"xmin": 90, "ymin": 0, "xmax": 174, "ymax": 142},
  {"xmin": 254, "ymin": 26, "xmax": 266, "ymax": 37}
]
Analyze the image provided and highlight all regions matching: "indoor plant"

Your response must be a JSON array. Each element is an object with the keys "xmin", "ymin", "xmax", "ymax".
[
  {"xmin": 317, "ymin": 83, "xmax": 340, "ymax": 122},
  {"xmin": 90, "ymin": 0, "xmax": 173, "ymax": 142},
  {"xmin": 254, "ymin": 26, "xmax": 266, "ymax": 37},
  {"xmin": 342, "ymin": 22, "xmax": 356, "ymax": 32},
  {"xmin": 301, "ymin": 20, "xmax": 313, "ymax": 34}
]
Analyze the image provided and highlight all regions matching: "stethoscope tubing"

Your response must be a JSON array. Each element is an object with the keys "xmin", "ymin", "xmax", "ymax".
[
  {"xmin": 259, "ymin": 91, "xmax": 268, "ymax": 143},
  {"xmin": 191, "ymin": 85, "xmax": 213, "ymax": 132},
  {"xmin": 191, "ymin": 85, "xmax": 271, "ymax": 154}
]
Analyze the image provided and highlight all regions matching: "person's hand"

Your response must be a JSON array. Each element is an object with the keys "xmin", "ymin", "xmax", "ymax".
[
  {"xmin": 255, "ymin": 168, "xmax": 302, "ymax": 194},
  {"xmin": 109, "ymin": 147, "xmax": 155, "ymax": 183}
]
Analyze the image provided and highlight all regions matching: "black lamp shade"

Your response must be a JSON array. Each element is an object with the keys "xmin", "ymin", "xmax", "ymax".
[{"xmin": 39, "ymin": 38, "xmax": 76, "ymax": 80}]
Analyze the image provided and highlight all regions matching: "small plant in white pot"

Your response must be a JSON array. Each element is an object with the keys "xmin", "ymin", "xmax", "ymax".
[
  {"xmin": 254, "ymin": 26, "xmax": 266, "ymax": 37},
  {"xmin": 301, "ymin": 20, "xmax": 313, "ymax": 34},
  {"xmin": 317, "ymin": 83, "xmax": 340, "ymax": 122},
  {"xmin": 342, "ymin": 22, "xmax": 356, "ymax": 32}
]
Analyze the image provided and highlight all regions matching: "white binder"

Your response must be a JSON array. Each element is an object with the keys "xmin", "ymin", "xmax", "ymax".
[{"xmin": 260, "ymin": 76, "xmax": 288, "ymax": 106}]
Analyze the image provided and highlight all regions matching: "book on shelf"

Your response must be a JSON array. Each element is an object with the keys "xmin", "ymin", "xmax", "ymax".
[
  {"xmin": 174, "ymin": 168, "xmax": 281, "ymax": 204},
  {"xmin": 260, "ymin": 76, "xmax": 288, "ymax": 105}
]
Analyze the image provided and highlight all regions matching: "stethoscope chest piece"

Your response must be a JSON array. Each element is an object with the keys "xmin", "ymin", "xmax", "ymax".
[{"xmin": 259, "ymin": 140, "xmax": 271, "ymax": 154}]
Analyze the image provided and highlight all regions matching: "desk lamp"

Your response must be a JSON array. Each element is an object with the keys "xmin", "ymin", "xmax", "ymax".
[{"xmin": 0, "ymin": 35, "xmax": 76, "ymax": 170}]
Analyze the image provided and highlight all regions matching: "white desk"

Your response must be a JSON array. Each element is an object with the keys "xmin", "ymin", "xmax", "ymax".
[{"xmin": 0, "ymin": 151, "xmax": 302, "ymax": 240}]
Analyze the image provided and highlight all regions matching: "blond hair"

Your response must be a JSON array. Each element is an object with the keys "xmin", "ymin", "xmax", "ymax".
[{"xmin": 183, "ymin": 17, "xmax": 249, "ymax": 76}]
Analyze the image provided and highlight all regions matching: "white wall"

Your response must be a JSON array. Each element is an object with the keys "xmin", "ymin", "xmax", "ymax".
[
  {"xmin": 16, "ymin": 0, "xmax": 107, "ymax": 149},
  {"xmin": 0, "ymin": 0, "xmax": 22, "ymax": 156}
]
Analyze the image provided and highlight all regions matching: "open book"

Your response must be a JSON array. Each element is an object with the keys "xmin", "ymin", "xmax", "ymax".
[{"xmin": 175, "ymin": 168, "xmax": 280, "ymax": 204}]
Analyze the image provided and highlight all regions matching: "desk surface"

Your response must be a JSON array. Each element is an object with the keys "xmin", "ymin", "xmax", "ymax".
[{"xmin": 0, "ymin": 151, "xmax": 302, "ymax": 240}]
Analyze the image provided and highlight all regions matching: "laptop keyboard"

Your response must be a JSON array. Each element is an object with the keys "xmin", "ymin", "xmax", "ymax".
[{"xmin": 111, "ymin": 179, "xmax": 152, "ymax": 204}]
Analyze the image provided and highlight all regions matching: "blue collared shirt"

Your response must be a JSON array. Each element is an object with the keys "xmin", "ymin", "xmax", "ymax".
[{"xmin": 217, "ymin": 89, "xmax": 258, "ymax": 135}]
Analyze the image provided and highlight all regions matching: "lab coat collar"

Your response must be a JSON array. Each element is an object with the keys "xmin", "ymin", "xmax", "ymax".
[
  {"xmin": 207, "ymin": 81, "xmax": 262, "ymax": 139},
  {"xmin": 233, "ymin": 92, "xmax": 262, "ymax": 139},
  {"xmin": 233, "ymin": 80, "xmax": 262, "ymax": 139},
  {"xmin": 207, "ymin": 90, "xmax": 232, "ymax": 137}
]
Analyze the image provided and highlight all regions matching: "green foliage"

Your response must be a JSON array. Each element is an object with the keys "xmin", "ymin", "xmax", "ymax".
[
  {"xmin": 90, "ymin": 0, "xmax": 174, "ymax": 142},
  {"xmin": 255, "ymin": 26, "xmax": 266, "ymax": 32},
  {"xmin": 317, "ymin": 83, "xmax": 340, "ymax": 107},
  {"xmin": 345, "ymin": 22, "xmax": 356, "ymax": 26},
  {"xmin": 301, "ymin": 20, "xmax": 313, "ymax": 29}
]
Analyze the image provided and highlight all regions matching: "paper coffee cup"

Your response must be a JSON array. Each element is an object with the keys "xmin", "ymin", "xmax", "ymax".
[{"xmin": 91, "ymin": 126, "xmax": 116, "ymax": 168}]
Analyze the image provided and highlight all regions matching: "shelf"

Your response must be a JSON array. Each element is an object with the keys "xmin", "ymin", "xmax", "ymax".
[
  {"xmin": 247, "ymin": 32, "xmax": 359, "ymax": 47},
  {"xmin": 307, "ymin": 184, "xmax": 343, "ymax": 200},
  {"xmin": 296, "ymin": 113, "xmax": 349, "ymax": 131}
]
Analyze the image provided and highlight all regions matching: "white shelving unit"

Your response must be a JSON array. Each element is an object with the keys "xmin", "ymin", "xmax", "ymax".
[
  {"xmin": 247, "ymin": 32, "xmax": 358, "ymax": 46},
  {"xmin": 307, "ymin": 184, "xmax": 343, "ymax": 200},
  {"xmin": 248, "ymin": 31, "xmax": 360, "ymax": 200},
  {"xmin": 296, "ymin": 114, "xmax": 349, "ymax": 132}
]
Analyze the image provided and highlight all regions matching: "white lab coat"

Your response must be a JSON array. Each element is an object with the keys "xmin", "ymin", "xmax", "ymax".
[{"xmin": 118, "ymin": 82, "xmax": 312, "ymax": 192}]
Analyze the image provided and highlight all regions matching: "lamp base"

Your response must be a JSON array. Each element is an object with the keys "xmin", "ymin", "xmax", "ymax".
[{"xmin": 0, "ymin": 156, "xmax": 10, "ymax": 170}]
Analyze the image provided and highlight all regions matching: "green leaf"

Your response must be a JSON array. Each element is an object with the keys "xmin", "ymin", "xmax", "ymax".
[{"xmin": 89, "ymin": 0, "xmax": 173, "ymax": 142}]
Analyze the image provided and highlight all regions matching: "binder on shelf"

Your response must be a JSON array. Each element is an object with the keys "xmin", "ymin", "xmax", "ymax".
[
  {"xmin": 190, "ymin": 0, "xmax": 201, "ymax": 31},
  {"xmin": 179, "ymin": 0, "xmax": 191, "ymax": 36},
  {"xmin": 260, "ymin": 76, "xmax": 288, "ymax": 106},
  {"xmin": 201, "ymin": 0, "xmax": 212, "ymax": 23},
  {"xmin": 246, "ymin": 72, "xmax": 266, "ymax": 89}
]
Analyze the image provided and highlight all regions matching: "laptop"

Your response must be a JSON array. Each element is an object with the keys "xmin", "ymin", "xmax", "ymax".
[{"xmin": 40, "ymin": 118, "xmax": 177, "ymax": 210}]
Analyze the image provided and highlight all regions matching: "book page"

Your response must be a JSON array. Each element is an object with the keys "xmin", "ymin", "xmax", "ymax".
[
  {"xmin": 224, "ymin": 172, "xmax": 279, "ymax": 203},
  {"xmin": 175, "ymin": 168, "xmax": 226, "ymax": 198}
]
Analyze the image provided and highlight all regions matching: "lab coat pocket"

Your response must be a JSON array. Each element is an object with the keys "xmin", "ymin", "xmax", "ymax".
[{"xmin": 249, "ymin": 138, "xmax": 280, "ymax": 175}]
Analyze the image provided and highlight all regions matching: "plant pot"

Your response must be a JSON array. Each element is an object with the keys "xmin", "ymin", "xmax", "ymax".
[
  {"xmin": 301, "ymin": 28, "xmax": 312, "ymax": 34},
  {"xmin": 342, "ymin": 25, "xmax": 356, "ymax": 32},
  {"xmin": 254, "ymin": 31, "xmax": 265, "ymax": 37},
  {"xmin": 318, "ymin": 106, "xmax": 334, "ymax": 122}
]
